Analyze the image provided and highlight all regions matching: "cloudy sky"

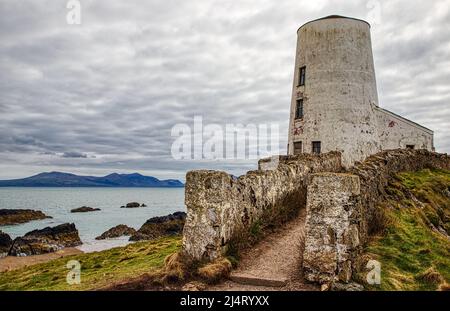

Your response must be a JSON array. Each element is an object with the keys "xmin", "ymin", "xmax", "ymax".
[{"xmin": 0, "ymin": 0, "xmax": 449, "ymax": 181}]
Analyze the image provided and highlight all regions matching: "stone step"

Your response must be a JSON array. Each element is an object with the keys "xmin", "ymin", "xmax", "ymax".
[{"xmin": 230, "ymin": 273, "xmax": 287, "ymax": 287}]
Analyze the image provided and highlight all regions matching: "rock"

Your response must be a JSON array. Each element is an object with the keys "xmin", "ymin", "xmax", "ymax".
[
  {"xmin": 141, "ymin": 204, "xmax": 147, "ymax": 207},
  {"xmin": 332, "ymin": 282, "xmax": 364, "ymax": 291},
  {"xmin": 8, "ymin": 223, "xmax": 82, "ymax": 256},
  {"xmin": 129, "ymin": 211, "xmax": 186, "ymax": 241},
  {"xmin": 71, "ymin": 206, "xmax": 101, "ymax": 213},
  {"xmin": 182, "ymin": 281, "xmax": 206, "ymax": 291},
  {"xmin": 0, "ymin": 209, "xmax": 51, "ymax": 225},
  {"xmin": 0, "ymin": 230, "xmax": 12, "ymax": 258},
  {"xmin": 95, "ymin": 225, "xmax": 136, "ymax": 240},
  {"xmin": 121, "ymin": 202, "xmax": 141, "ymax": 208}
]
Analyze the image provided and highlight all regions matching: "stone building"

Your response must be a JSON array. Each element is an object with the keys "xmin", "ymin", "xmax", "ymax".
[{"xmin": 287, "ymin": 15, "xmax": 434, "ymax": 167}]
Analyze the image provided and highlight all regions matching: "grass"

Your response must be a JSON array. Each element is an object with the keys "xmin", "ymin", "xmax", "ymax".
[
  {"xmin": 0, "ymin": 235, "xmax": 181, "ymax": 291},
  {"xmin": 360, "ymin": 169, "xmax": 450, "ymax": 291}
]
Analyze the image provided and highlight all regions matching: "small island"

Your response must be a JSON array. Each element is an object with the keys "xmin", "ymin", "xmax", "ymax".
[
  {"xmin": 0, "ymin": 209, "xmax": 52, "ymax": 226},
  {"xmin": 71, "ymin": 206, "xmax": 101, "ymax": 213}
]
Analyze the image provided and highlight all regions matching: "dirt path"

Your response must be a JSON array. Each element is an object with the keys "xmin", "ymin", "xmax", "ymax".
[
  {"xmin": 0, "ymin": 248, "xmax": 83, "ymax": 273},
  {"xmin": 209, "ymin": 209, "xmax": 318, "ymax": 291}
]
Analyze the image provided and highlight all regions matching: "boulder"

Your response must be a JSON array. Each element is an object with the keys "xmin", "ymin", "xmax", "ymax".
[
  {"xmin": 0, "ymin": 230, "xmax": 12, "ymax": 258},
  {"xmin": 0, "ymin": 209, "xmax": 51, "ymax": 225},
  {"xmin": 129, "ymin": 211, "xmax": 186, "ymax": 241},
  {"xmin": 8, "ymin": 223, "xmax": 82, "ymax": 256},
  {"xmin": 141, "ymin": 204, "xmax": 147, "ymax": 207},
  {"xmin": 95, "ymin": 225, "xmax": 136, "ymax": 240},
  {"xmin": 71, "ymin": 206, "xmax": 101, "ymax": 213},
  {"xmin": 121, "ymin": 202, "xmax": 141, "ymax": 208}
]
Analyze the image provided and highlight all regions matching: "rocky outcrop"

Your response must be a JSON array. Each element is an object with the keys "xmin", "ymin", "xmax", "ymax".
[
  {"xmin": 303, "ymin": 149, "xmax": 450, "ymax": 285},
  {"xmin": 9, "ymin": 223, "xmax": 82, "ymax": 256},
  {"xmin": 129, "ymin": 212, "xmax": 186, "ymax": 241},
  {"xmin": 0, "ymin": 231, "xmax": 12, "ymax": 258},
  {"xmin": 0, "ymin": 209, "xmax": 51, "ymax": 225},
  {"xmin": 182, "ymin": 152, "xmax": 342, "ymax": 261},
  {"xmin": 71, "ymin": 206, "xmax": 101, "ymax": 213},
  {"xmin": 96, "ymin": 225, "xmax": 136, "ymax": 240},
  {"xmin": 121, "ymin": 202, "xmax": 144, "ymax": 208}
]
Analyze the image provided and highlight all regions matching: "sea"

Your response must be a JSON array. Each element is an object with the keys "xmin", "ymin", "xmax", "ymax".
[{"xmin": 0, "ymin": 187, "xmax": 185, "ymax": 253}]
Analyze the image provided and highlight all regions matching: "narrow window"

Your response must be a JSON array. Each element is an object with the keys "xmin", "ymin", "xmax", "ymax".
[
  {"xmin": 299, "ymin": 66, "xmax": 306, "ymax": 86},
  {"xmin": 312, "ymin": 141, "xmax": 321, "ymax": 154},
  {"xmin": 406, "ymin": 145, "xmax": 415, "ymax": 150},
  {"xmin": 293, "ymin": 141, "xmax": 302, "ymax": 155},
  {"xmin": 295, "ymin": 99, "xmax": 304, "ymax": 119}
]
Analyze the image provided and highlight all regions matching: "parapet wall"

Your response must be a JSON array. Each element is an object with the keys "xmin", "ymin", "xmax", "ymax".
[
  {"xmin": 182, "ymin": 152, "xmax": 342, "ymax": 261},
  {"xmin": 303, "ymin": 149, "xmax": 450, "ymax": 284}
]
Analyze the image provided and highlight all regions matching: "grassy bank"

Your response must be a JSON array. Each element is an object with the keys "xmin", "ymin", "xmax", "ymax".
[
  {"xmin": 363, "ymin": 169, "xmax": 450, "ymax": 291},
  {"xmin": 0, "ymin": 236, "xmax": 181, "ymax": 291}
]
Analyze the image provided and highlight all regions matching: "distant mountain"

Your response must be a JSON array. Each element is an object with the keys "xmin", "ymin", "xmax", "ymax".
[{"xmin": 0, "ymin": 172, "xmax": 184, "ymax": 188}]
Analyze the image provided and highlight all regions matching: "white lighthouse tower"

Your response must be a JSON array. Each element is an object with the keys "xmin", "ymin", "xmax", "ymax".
[
  {"xmin": 287, "ymin": 15, "xmax": 434, "ymax": 166},
  {"xmin": 287, "ymin": 15, "xmax": 381, "ymax": 166}
]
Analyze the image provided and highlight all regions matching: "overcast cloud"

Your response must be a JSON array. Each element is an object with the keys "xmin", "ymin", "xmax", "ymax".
[{"xmin": 0, "ymin": 0, "xmax": 449, "ymax": 180}]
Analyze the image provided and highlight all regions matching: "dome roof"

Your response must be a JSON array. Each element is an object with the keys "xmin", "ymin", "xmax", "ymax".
[{"xmin": 297, "ymin": 15, "xmax": 371, "ymax": 32}]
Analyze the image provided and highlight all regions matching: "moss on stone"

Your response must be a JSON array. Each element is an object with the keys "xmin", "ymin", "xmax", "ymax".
[{"xmin": 359, "ymin": 169, "xmax": 450, "ymax": 291}]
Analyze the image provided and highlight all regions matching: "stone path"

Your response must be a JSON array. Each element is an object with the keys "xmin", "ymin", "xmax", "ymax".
[{"xmin": 209, "ymin": 209, "xmax": 318, "ymax": 291}]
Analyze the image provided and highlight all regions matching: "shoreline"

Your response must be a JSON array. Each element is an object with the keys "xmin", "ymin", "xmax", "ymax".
[{"xmin": 0, "ymin": 248, "xmax": 83, "ymax": 273}]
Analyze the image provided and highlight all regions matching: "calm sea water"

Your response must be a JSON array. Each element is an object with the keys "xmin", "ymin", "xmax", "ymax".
[{"xmin": 0, "ymin": 187, "xmax": 185, "ymax": 253}]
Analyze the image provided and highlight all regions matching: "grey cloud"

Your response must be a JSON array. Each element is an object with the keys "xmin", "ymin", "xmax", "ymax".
[{"xmin": 0, "ymin": 0, "xmax": 449, "ymax": 179}]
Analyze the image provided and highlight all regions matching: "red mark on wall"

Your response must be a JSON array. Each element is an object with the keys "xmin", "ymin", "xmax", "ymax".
[
  {"xmin": 292, "ymin": 126, "xmax": 303, "ymax": 135},
  {"xmin": 388, "ymin": 120, "xmax": 397, "ymax": 128}
]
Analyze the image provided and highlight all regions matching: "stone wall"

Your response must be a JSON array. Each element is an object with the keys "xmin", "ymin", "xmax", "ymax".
[
  {"xmin": 182, "ymin": 152, "xmax": 342, "ymax": 261},
  {"xmin": 303, "ymin": 149, "xmax": 450, "ymax": 284}
]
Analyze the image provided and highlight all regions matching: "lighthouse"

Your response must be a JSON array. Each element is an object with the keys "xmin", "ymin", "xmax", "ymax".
[{"xmin": 287, "ymin": 15, "xmax": 434, "ymax": 167}]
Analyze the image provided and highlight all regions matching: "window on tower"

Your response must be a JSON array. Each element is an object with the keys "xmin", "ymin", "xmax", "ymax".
[
  {"xmin": 312, "ymin": 141, "xmax": 321, "ymax": 154},
  {"xmin": 295, "ymin": 99, "xmax": 304, "ymax": 119},
  {"xmin": 293, "ymin": 141, "xmax": 302, "ymax": 155},
  {"xmin": 299, "ymin": 66, "xmax": 306, "ymax": 86}
]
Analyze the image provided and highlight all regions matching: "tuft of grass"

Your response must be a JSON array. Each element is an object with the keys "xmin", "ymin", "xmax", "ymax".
[
  {"xmin": 196, "ymin": 258, "xmax": 232, "ymax": 284},
  {"xmin": 0, "ymin": 236, "xmax": 181, "ymax": 291},
  {"xmin": 361, "ymin": 169, "xmax": 450, "ymax": 291},
  {"xmin": 163, "ymin": 251, "xmax": 194, "ymax": 283}
]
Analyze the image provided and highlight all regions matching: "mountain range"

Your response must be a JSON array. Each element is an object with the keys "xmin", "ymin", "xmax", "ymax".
[{"xmin": 0, "ymin": 172, "xmax": 184, "ymax": 187}]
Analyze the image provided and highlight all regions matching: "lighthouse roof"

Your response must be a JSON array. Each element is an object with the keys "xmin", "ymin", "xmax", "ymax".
[{"xmin": 298, "ymin": 15, "xmax": 371, "ymax": 32}]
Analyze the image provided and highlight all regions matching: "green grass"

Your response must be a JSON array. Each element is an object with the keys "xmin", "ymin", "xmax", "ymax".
[
  {"xmin": 361, "ymin": 169, "xmax": 450, "ymax": 291},
  {"xmin": 0, "ymin": 235, "xmax": 181, "ymax": 291}
]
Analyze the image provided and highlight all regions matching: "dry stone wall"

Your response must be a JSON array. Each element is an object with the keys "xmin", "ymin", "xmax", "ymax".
[
  {"xmin": 303, "ymin": 149, "xmax": 450, "ymax": 284},
  {"xmin": 182, "ymin": 152, "xmax": 342, "ymax": 261}
]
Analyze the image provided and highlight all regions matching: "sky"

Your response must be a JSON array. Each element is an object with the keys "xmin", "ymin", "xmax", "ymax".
[{"xmin": 0, "ymin": 0, "xmax": 449, "ymax": 181}]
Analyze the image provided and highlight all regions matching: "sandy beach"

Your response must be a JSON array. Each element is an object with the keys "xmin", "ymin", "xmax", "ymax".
[{"xmin": 0, "ymin": 248, "xmax": 83, "ymax": 273}]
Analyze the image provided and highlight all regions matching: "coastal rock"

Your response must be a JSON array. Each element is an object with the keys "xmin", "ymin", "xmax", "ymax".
[
  {"xmin": 71, "ymin": 206, "xmax": 101, "ymax": 213},
  {"xmin": 141, "ymin": 204, "xmax": 147, "ymax": 207},
  {"xmin": 95, "ymin": 225, "xmax": 136, "ymax": 240},
  {"xmin": 8, "ymin": 223, "xmax": 82, "ymax": 256},
  {"xmin": 0, "ymin": 231, "xmax": 12, "ymax": 258},
  {"xmin": 0, "ymin": 209, "xmax": 51, "ymax": 226},
  {"xmin": 129, "ymin": 211, "xmax": 186, "ymax": 241},
  {"xmin": 121, "ymin": 202, "xmax": 142, "ymax": 208}
]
